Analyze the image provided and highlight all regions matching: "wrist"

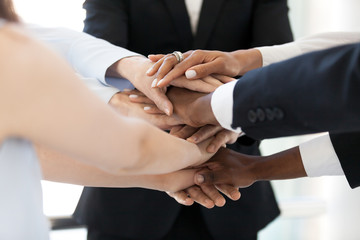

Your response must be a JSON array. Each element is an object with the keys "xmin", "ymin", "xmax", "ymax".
[
  {"xmin": 192, "ymin": 93, "xmax": 219, "ymax": 126},
  {"xmin": 107, "ymin": 56, "xmax": 148, "ymax": 80},
  {"xmin": 230, "ymin": 49, "xmax": 263, "ymax": 76}
]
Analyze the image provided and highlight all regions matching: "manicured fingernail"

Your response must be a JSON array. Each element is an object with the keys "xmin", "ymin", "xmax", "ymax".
[
  {"xmin": 156, "ymin": 79, "xmax": 164, "ymax": 87},
  {"xmin": 129, "ymin": 94, "xmax": 138, "ymax": 99},
  {"xmin": 196, "ymin": 174, "xmax": 204, "ymax": 183},
  {"xmin": 164, "ymin": 108, "xmax": 171, "ymax": 116},
  {"xmin": 123, "ymin": 88, "xmax": 131, "ymax": 92},
  {"xmin": 144, "ymin": 106, "xmax": 152, "ymax": 111},
  {"xmin": 185, "ymin": 70, "xmax": 197, "ymax": 79},
  {"xmin": 146, "ymin": 67, "xmax": 153, "ymax": 75},
  {"xmin": 207, "ymin": 144, "xmax": 215, "ymax": 152},
  {"xmin": 151, "ymin": 78, "xmax": 158, "ymax": 88}
]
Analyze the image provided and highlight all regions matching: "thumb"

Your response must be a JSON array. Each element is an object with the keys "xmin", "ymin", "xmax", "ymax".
[
  {"xmin": 195, "ymin": 169, "xmax": 226, "ymax": 185},
  {"xmin": 151, "ymin": 89, "xmax": 173, "ymax": 116}
]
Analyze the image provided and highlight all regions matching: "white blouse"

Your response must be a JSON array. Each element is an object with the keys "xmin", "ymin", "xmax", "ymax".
[{"xmin": 0, "ymin": 20, "xmax": 49, "ymax": 240}]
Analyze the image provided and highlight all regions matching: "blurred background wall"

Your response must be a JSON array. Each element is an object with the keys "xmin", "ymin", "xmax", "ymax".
[{"xmin": 12, "ymin": 0, "xmax": 360, "ymax": 239}]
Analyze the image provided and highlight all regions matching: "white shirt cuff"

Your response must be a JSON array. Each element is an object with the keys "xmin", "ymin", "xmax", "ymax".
[
  {"xmin": 300, "ymin": 133, "xmax": 345, "ymax": 177},
  {"xmin": 211, "ymin": 81, "xmax": 242, "ymax": 133}
]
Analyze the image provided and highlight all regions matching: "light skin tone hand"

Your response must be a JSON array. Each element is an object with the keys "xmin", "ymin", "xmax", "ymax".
[
  {"xmin": 109, "ymin": 89, "xmax": 182, "ymax": 130},
  {"xmin": 147, "ymin": 49, "xmax": 262, "ymax": 88},
  {"xmin": 107, "ymin": 56, "xmax": 173, "ymax": 115},
  {"xmin": 194, "ymin": 147, "xmax": 307, "ymax": 188}
]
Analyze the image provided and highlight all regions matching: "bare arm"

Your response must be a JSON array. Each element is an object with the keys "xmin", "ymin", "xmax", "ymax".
[{"xmin": 0, "ymin": 24, "xmax": 212, "ymax": 176}]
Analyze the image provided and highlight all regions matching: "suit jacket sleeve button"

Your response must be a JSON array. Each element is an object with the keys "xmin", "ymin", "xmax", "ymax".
[
  {"xmin": 248, "ymin": 110, "xmax": 257, "ymax": 123},
  {"xmin": 265, "ymin": 108, "xmax": 275, "ymax": 121},
  {"xmin": 256, "ymin": 108, "xmax": 265, "ymax": 122},
  {"xmin": 273, "ymin": 107, "xmax": 284, "ymax": 120}
]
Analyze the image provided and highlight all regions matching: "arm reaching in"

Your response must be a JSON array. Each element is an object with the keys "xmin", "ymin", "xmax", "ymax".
[
  {"xmin": 0, "ymin": 24, "xmax": 213, "ymax": 177},
  {"xmin": 194, "ymin": 147, "xmax": 306, "ymax": 188}
]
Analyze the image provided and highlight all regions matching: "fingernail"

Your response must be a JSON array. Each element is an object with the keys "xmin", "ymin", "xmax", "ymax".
[
  {"xmin": 185, "ymin": 70, "xmax": 197, "ymax": 79},
  {"xmin": 144, "ymin": 106, "xmax": 152, "ymax": 111},
  {"xmin": 164, "ymin": 108, "xmax": 171, "ymax": 116},
  {"xmin": 129, "ymin": 95, "xmax": 138, "ymax": 99},
  {"xmin": 156, "ymin": 79, "xmax": 164, "ymax": 87},
  {"xmin": 196, "ymin": 174, "xmax": 204, "ymax": 183},
  {"xmin": 187, "ymin": 136, "xmax": 198, "ymax": 143},
  {"xmin": 123, "ymin": 88, "xmax": 131, "ymax": 92},
  {"xmin": 207, "ymin": 144, "xmax": 215, "ymax": 153},
  {"xmin": 151, "ymin": 78, "xmax": 158, "ymax": 88},
  {"xmin": 146, "ymin": 67, "xmax": 153, "ymax": 75}
]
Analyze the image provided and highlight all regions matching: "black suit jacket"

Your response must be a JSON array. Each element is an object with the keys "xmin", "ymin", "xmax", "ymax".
[
  {"xmin": 74, "ymin": 0, "xmax": 293, "ymax": 239},
  {"xmin": 230, "ymin": 43, "xmax": 360, "ymax": 188}
]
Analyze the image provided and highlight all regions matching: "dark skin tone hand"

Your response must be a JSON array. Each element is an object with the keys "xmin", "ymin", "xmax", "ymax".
[{"xmin": 194, "ymin": 147, "xmax": 307, "ymax": 188}]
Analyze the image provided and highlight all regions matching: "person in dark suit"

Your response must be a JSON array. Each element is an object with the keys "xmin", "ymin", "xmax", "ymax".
[
  {"xmin": 162, "ymin": 42, "xmax": 360, "ymax": 190},
  {"xmin": 74, "ymin": 1, "xmax": 293, "ymax": 239}
]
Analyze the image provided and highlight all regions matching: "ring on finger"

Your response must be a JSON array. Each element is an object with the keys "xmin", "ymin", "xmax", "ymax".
[{"xmin": 171, "ymin": 51, "xmax": 184, "ymax": 63}]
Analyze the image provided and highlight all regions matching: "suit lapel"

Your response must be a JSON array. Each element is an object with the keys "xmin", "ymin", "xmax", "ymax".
[
  {"xmin": 194, "ymin": 0, "xmax": 226, "ymax": 49},
  {"xmin": 164, "ymin": 0, "xmax": 193, "ymax": 50}
]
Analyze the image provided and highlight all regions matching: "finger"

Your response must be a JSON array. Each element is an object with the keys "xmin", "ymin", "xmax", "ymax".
[
  {"xmin": 150, "ymin": 88, "xmax": 173, "ymax": 115},
  {"xmin": 195, "ymin": 169, "xmax": 228, "ymax": 185},
  {"xmin": 215, "ymin": 184, "xmax": 241, "ymax": 201},
  {"xmin": 199, "ymin": 184, "xmax": 226, "ymax": 207},
  {"xmin": 167, "ymin": 191, "xmax": 194, "ymax": 206},
  {"xmin": 148, "ymin": 54, "xmax": 165, "ymax": 62},
  {"xmin": 147, "ymin": 56, "xmax": 166, "ymax": 77},
  {"xmin": 187, "ymin": 125, "xmax": 222, "ymax": 143},
  {"xmin": 207, "ymin": 130, "xmax": 233, "ymax": 153},
  {"xmin": 129, "ymin": 94, "xmax": 155, "ymax": 104},
  {"xmin": 185, "ymin": 59, "xmax": 226, "ymax": 80},
  {"xmin": 155, "ymin": 55, "xmax": 179, "ymax": 86},
  {"xmin": 171, "ymin": 125, "xmax": 198, "ymax": 140},
  {"xmin": 143, "ymin": 105, "xmax": 164, "ymax": 114},
  {"xmin": 122, "ymin": 89, "xmax": 145, "ymax": 96},
  {"xmin": 155, "ymin": 50, "xmax": 194, "ymax": 87},
  {"xmin": 185, "ymin": 186, "xmax": 215, "ymax": 209},
  {"xmin": 170, "ymin": 78, "xmax": 216, "ymax": 93},
  {"xmin": 202, "ymin": 76, "xmax": 223, "ymax": 89},
  {"xmin": 212, "ymin": 74, "xmax": 236, "ymax": 83},
  {"xmin": 170, "ymin": 125, "xmax": 185, "ymax": 135}
]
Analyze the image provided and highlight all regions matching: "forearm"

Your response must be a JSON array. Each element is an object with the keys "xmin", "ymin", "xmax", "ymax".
[
  {"xmin": 251, "ymin": 146, "xmax": 307, "ymax": 181},
  {"xmin": 37, "ymin": 145, "xmax": 195, "ymax": 192}
]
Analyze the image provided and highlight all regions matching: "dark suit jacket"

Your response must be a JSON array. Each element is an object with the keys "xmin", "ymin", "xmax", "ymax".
[
  {"xmin": 230, "ymin": 43, "xmax": 360, "ymax": 188},
  {"xmin": 74, "ymin": 0, "xmax": 293, "ymax": 239}
]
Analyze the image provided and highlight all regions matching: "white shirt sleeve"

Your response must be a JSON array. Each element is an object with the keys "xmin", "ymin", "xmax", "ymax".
[
  {"xmin": 211, "ymin": 80, "xmax": 242, "ymax": 133},
  {"xmin": 257, "ymin": 32, "xmax": 360, "ymax": 66},
  {"xmin": 300, "ymin": 133, "xmax": 345, "ymax": 177},
  {"xmin": 26, "ymin": 24, "xmax": 140, "ymax": 85}
]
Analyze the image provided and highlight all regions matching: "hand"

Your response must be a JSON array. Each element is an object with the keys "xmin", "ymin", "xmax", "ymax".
[
  {"xmin": 166, "ymin": 87, "xmax": 218, "ymax": 127},
  {"xmin": 170, "ymin": 125, "xmax": 239, "ymax": 153},
  {"xmin": 108, "ymin": 56, "xmax": 173, "ymax": 115},
  {"xmin": 194, "ymin": 147, "xmax": 306, "ymax": 188},
  {"xmin": 147, "ymin": 49, "xmax": 262, "ymax": 88},
  {"xmin": 109, "ymin": 89, "xmax": 182, "ymax": 130},
  {"xmin": 167, "ymin": 184, "xmax": 241, "ymax": 209}
]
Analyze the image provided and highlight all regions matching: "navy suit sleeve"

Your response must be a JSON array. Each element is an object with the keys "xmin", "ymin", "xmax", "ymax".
[
  {"xmin": 83, "ymin": 0, "xmax": 129, "ymax": 47},
  {"xmin": 251, "ymin": 0, "xmax": 293, "ymax": 47},
  {"xmin": 330, "ymin": 132, "xmax": 360, "ymax": 188},
  {"xmin": 231, "ymin": 42, "xmax": 360, "ymax": 139}
]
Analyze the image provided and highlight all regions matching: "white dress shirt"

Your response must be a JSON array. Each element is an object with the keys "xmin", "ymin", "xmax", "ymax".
[
  {"xmin": 212, "ymin": 32, "xmax": 360, "ymax": 177},
  {"xmin": 184, "ymin": 0, "xmax": 203, "ymax": 35}
]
